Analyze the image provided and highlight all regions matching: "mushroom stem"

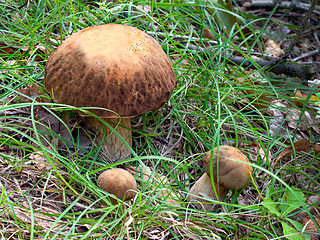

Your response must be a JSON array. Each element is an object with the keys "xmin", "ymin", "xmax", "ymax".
[
  {"xmin": 188, "ymin": 173, "xmax": 226, "ymax": 211},
  {"xmin": 87, "ymin": 117, "xmax": 132, "ymax": 161}
]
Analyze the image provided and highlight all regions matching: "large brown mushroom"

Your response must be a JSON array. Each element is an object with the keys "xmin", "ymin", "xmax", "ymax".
[
  {"xmin": 44, "ymin": 24, "xmax": 175, "ymax": 161},
  {"xmin": 97, "ymin": 168, "xmax": 137, "ymax": 204},
  {"xmin": 188, "ymin": 145, "xmax": 253, "ymax": 210}
]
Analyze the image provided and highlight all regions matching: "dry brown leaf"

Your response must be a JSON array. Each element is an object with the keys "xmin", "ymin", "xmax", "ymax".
[
  {"xmin": 203, "ymin": 28, "xmax": 214, "ymax": 39},
  {"xmin": 17, "ymin": 85, "xmax": 75, "ymax": 150},
  {"xmin": 29, "ymin": 152, "xmax": 60, "ymax": 171},
  {"xmin": 292, "ymin": 90, "xmax": 320, "ymax": 108},
  {"xmin": 0, "ymin": 39, "xmax": 47, "ymax": 61},
  {"xmin": 0, "ymin": 60, "xmax": 18, "ymax": 75},
  {"xmin": 264, "ymin": 39, "xmax": 285, "ymax": 57},
  {"xmin": 299, "ymin": 212, "xmax": 320, "ymax": 240},
  {"xmin": 0, "ymin": 42, "xmax": 21, "ymax": 55},
  {"xmin": 16, "ymin": 84, "xmax": 43, "ymax": 103},
  {"xmin": 285, "ymin": 107, "xmax": 320, "ymax": 134},
  {"xmin": 273, "ymin": 139, "xmax": 320, "ymax": 167},
  {"xmin": 245, "ymin": 89, "xmax": 274, "ymax": 113}
]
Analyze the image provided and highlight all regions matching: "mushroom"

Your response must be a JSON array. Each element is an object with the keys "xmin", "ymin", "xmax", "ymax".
[
  {"xmin": 188, "ymin": 173, "xmax": 227, "ymax": 210},
  {"xmin": 188, "ymin": 145, "xmax": 252, "ymax": 210},
  {"xmin": 97, "ymin": 168, "xmax": 137, "ymax": 204},
  {"xmin": 44, "ymin": 24, "xmax": 175, "ymax": 161}
]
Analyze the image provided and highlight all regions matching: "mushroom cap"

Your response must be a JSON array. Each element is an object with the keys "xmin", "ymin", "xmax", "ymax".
[
  {"xmin": 44, "ymin": 24, "xmax": 175, "ymax": 118},
  {"xmin": 97, "ymin": 168, "xmax": 137, "ymax": 204},
  {"xmin": 203, "ymin": 146, "xmax": 252, "ymax": 190}
]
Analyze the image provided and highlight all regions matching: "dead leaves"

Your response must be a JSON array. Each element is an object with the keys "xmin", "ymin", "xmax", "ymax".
[
  {"xmin": 16, "ymin": 84, "xmax": 44, "ymax": 104},
  {"xmin": 0, "ymin": 36, "xmax": 53, "ymax": 61},
  {"xmin": 248, "ymin": 138, "xmax": 319, "ymax": 169},
  {"xmin": 0, "ymin": 42, "xmax": 21, "ymax": 55},
  {"xmin": 299, "ymin": 211, "xmax": 320, "ymax": 240},
  {"xmin": 292, "ymin": 90, "xmax": 320, "ymax": 108},
  {"xmin": 264, "ymin": 39, "xmax": 285, "ymax": 58},
  {"xmin": 273, "ymin": 139, "xmax": 320, "ymax": 167},
  {"xmin": 0, "ymin": 162, "xmax": 63, "ymax": 236},
  {"xmin": 244, "ymin": 89, "xmax": 274, "ymax": 113},
  {"xmin": 29, "ymin": 152, "xmax": 60, "ymax": 171}
]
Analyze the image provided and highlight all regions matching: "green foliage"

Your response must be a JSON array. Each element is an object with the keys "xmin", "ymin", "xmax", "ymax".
[
  {"xmin": 316, "ymin": 93, "xmax": 320, "ymax": 118},
  {"xmin": 262, "ymin": 187, "xmax": 309, "ymax": 240},
  {"xmin": 281, "ymin": 221, "xmax": 305, "ymax": 240}
]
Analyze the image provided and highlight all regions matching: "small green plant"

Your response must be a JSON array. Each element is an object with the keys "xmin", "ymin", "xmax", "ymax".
[
  {"xmin": 316, "ymin": 93, "xmax": 320, "ymax": 119},
  {"xmin": 262, "ymin": 187, "xmax": 309, "ymax": 240}
]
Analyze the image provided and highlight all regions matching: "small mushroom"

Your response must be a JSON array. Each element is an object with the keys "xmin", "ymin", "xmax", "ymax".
[
  {"xmin": 44, "ymin": 24, "xmax": 175, "ymax": 161},
  {"xmin": 188, "ymin": 145, "xmax": 252, "ymax": 210},
  {"xmin": 203, "ymin": 145, "xmax": 253, "ymax": 191},
  {"xmin": 97, "ymin": 168, "xmax": 137, "ymax": 204}
]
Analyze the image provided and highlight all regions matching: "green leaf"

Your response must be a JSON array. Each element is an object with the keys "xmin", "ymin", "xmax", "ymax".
[
  {"xmin": 205, "ymin": 0, "xmax": 238, "ymax": 35},
  {"xmin": 287, "ymin": 218, "xmax": 311, "ymax": 240},
  {"xmin": 316, "ymin": 93, "xmax": 320, "ymax": 118},
  {"xmin": 216, "ymin": 0, "xmax": 237, "ymax": 33},
  {"xmin": 262, "ymin": 198, "xmax": 281, "ymax": 217},
  {"xmin": 281, "ymin": 221, "xmax": 305, "ymax": 240},
  {"xmin": 281, "ymin": 187, "xmax": 306, "ymax": 217}
]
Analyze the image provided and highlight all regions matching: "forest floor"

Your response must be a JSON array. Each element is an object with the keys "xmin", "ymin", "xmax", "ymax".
[{"xmin": 0, "ymin": 0, "xmax": 320, "ymax": 239}]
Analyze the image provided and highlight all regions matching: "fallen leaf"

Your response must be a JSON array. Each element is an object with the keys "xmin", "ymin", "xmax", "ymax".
[
  {"xmin": 0, "ymin": 42, "xmax": 21, "ymax": 55},
  {"xmin": 16, "ymin": 84, "xmax": 43, "ymax": 103},
  {"xmin": 268, "ymin": 102, "xmax": 290, "ymax": 139},
  {"xmin": 29, "ymin": 151, "xmax": 60, "ymax": 171},
  {"xmin": 285, "ymin": 107, "xmax": 320, "ymax": 134},
  {"xmin": 245, "ymin": 89, "xmax": 274, "ymax": 113},
  {"xmin": 273, "ymin": 139, "xmax": 320, "ymax": 167},
  {"xmin": 203, "ymin": 28, "xmax": 214, "ymax": 39},
  {"xmin": 299, "ymin": 212, "xmax": 320, "ymax": 240},
  {"xmin": 264, "ymin": 39, "xmax": 285, "ymax": 57},
  {"xmin": 292, "ymin": 90, "xmax": 320, "ymax": 108}
]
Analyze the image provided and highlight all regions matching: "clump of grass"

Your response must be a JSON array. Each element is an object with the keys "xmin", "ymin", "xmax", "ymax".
[{"xmin": 1, "ymin": 0, "xmax": 319, "ymax": 239}]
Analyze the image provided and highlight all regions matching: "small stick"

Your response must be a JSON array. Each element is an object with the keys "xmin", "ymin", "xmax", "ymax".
[
  {"xmin": 279, "ymin": 0, "xmax": 320, "ymax": 62},
  {"xmin": 247, "ymin": 0, "xmax": 320, "ymax": 15},
  {"xmin": 291, "ymin": 49, "xmax": 320, "ymax": 62}
]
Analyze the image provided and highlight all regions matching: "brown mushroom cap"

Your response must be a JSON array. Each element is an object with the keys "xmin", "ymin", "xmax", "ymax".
[
  {"xmin": 44, "ymin": 24, "xmax": 175, "ymax": 118},
  {"xmin": 203, "ymin": 146, "xmax": 252, "ymax": 190},
  {"xmin": 97, "ymin": 168, "xmax": 137, "ymax": 204}
]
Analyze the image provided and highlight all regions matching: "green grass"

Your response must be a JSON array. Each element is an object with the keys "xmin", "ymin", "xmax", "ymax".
[{"xmin": 1, "ymin": 0, "xmax": 319, "ymax": 239}]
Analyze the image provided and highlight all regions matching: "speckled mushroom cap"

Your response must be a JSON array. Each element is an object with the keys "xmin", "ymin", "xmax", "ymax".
[
  {"xmin": 203, "ymin": 146, "xmax": 253, "ymax": 190},
  {"xmin": 44, "ymin": 24, "xmax": 175, "ymax": 118}
]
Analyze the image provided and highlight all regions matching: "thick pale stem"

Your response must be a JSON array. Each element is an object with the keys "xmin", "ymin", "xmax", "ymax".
[
  {"xmin": 87, "ymin": 117, "xmax": 132, "ymax": 161},
  {"xmin": 188, "ymin": 173, "xmax": 226, "ymax": 211}
]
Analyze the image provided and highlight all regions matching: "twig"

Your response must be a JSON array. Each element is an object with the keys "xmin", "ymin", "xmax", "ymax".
[
  {"xmin": 246, "ymin": 0, "xmax": 320, "ymax": 15},
  {"xmin": 180, "ymin": 41, "xmax": 317, "ymax": 80},
  {"xmin": 1, "ymin": 0, "xmax": 28, "ymax": 13},
  {"xmin": 314, "ymin": 32, "xmax": 320, "ymax": 49},
  {"xmin": 147, "ymin": 2, "xmax": 319, "ymax": 80},
  {"xmin": 263, "ymin": 0, "xmax": 320, "ymax": 79},
  {"xmin": 224, "ymin": 54, "xmax": 316, "ymax": 80},
  {"xmin": 280, "ymin": 0, "xmax": 320, "ymax": 62},
  {"xmin": 291, "ymin": 49, "xmax": 320, "ymax": 62},
  {"xmin": 148, "ymin": 30, "xmax": 277, "ymax": 60},
  {"xmin": 147, "ymin": 21, "xmax": 318, "ymax": 80}
]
